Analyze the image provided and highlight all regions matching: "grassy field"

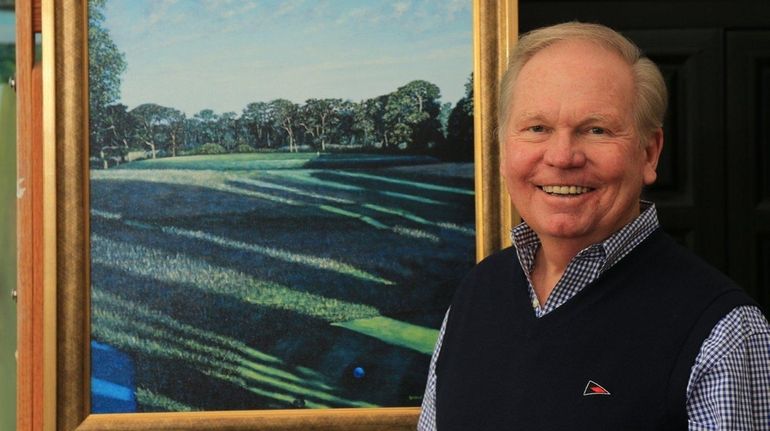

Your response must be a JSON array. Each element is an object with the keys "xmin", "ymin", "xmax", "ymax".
[{"xmin": 90, "ymin": 152, "xmax": 475, "ymax": 412}]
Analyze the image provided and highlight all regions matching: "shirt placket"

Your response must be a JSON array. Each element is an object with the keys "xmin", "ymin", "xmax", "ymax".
[{"xmin": 530, "ymin": 246, "xmax": 606, "ymax": 317}]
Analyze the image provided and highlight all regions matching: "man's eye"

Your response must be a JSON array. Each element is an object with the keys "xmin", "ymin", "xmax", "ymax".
[
  {"xmin": 589, "ymin": 127, "xmax": 605, "ymax": 134},
  {"xmin": 528, "ymin": 125, "xmax": 546, "ymax": 133}
]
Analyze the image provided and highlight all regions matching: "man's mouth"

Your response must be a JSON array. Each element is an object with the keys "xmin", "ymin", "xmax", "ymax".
[{"xmin": 539, "ymin": 185, "xmax": 593, "ymax": 196}]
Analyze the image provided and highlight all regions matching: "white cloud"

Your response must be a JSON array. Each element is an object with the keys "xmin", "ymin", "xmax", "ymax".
[
  {"xmin": 202, "ymin": 0, "xmax": 235, "ymax": 10},
  {"xmin": 335, "ymin": 7, "xmax": 371, "ymax": 25},
  {"xmin": 393, "ymin": 1, "xmax": 411, "ymax": 18},
  {"xmin": 443, "ymin": 0, "xmax": 471, "ymax": 20},
  {"xmin": 147, "ymin": 0, "xmax": 180, "ymax": 26},
  {"xmin": 274, "ymin": 0, "xmax": 305, "ymax": 19}
]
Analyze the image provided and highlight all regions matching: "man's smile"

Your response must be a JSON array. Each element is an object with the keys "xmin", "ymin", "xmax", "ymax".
[{"xmin": 538, "ymin": 185, "xmax": 594, "ymax": 196}]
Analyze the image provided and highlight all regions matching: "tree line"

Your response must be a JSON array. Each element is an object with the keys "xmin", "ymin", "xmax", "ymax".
[
  {"xmin": 90, "ymin": 78, "xmax": 474, "ymax": 168},
  {"xmin": 88, "ymin": 0, "xmax": 474, "ymax": 169}
]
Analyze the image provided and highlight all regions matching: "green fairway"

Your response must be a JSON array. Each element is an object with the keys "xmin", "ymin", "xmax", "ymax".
[
  {"xmin": 332, "ymin": 317, "xmax": 440, "ymax": 355},
  {"xmin": 90, "ymin": 152, "xmax": 475, "ymax": 411},
  {"xmin": 122, "ymin": 152, "xmax": 439, "ymax": 171}
]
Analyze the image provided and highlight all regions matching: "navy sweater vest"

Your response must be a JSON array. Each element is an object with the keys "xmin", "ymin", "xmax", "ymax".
[{"xmin": 435, "ymin": 229, "xmax": 755, "ymax": 430}]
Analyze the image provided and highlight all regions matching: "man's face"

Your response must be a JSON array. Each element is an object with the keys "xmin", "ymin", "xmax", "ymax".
[{"xmin": 501, "ymin": 40, "xmax": 662, "ymax": 247}]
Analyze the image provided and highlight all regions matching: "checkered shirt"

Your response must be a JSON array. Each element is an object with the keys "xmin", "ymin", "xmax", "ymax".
[{"xmin": 418, "ymin": 203, "xmax": 770, "ymax": 430}]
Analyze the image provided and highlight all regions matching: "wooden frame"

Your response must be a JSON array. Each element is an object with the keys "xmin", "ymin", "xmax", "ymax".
[
  {"xmin": 44, "ymin": 0, "xmax": 518, "ymax": 429},
  {"xmin": 16, "ymin": 0, "xmax": 53, "ymax": 430}
]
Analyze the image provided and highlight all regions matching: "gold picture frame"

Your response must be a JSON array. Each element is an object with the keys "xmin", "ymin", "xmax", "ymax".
[{"xmin": 46, "ymin": 0, "xmax": 518, "ymax": 429}]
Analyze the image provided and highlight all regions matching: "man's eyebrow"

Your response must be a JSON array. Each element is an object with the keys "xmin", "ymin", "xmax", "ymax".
[
  {"xmin": 514, "ymin": 112, "xmax": 549, "ymax": 123},
  {"xmin": 580, "ymin": 113, "xmax": 620, "ymax": 124}
]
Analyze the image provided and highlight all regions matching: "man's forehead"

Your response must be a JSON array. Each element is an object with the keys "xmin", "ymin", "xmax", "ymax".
[
  {"xmin": 517, "ymin": 40, "xmax": 633, "ymax": 83},
  {"xmin": 526, "ymin": 38, "xmax": 625, "ymax": 64},
  {"xmin": 509, "ymin": 41, "xmax": 636, "ymax": 121}
]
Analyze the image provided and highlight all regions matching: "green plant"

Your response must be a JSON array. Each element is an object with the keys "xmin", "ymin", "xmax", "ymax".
[
  {"xmin": 234, "ymin": 143, "xmax": 256, "ymax": 153},
  {"xmin": 196, "ymin": 143, "xmax": 227, "ymax": 155}
]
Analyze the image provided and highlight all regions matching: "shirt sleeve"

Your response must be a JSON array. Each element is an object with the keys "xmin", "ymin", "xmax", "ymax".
[
  {"xmin": 417, "ymin": 309, "xmax": 450, "ymax": 431},
  {"xmin": 686, "ymin": 305, "xmax": 770, "ymax": 430}
]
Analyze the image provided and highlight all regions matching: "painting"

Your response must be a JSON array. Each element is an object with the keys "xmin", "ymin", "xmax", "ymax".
[
  {"xmin": 51, "ymin": 0, "xmax": 517, "ymax": 429},
  {"xmin": 89, "ymin": 0, "xmax": 477, "ymax": 414}
]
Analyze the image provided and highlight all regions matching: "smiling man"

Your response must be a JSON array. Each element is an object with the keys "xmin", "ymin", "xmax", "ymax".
[{"xmin": 418, "ymin": 22, "xmax": 770, "ymax": 430}]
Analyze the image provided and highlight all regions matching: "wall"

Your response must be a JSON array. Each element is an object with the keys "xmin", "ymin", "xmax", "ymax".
[{"xmin": 0, "ymin": 82, "xmax": 17, "ymax": 431}]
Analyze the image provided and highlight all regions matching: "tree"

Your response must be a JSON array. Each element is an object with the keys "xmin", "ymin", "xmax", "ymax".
[
  {"xmin": 163, "ymin": 108, "xmax": 186, "ymax": 157},
  {"xmin": 242, "ymin": 102, "xmax": 275, "ymax": 148},
  {"xmin": 216, "ymin": 112, "xmax": 238, "ymax": 151},
  {"xmin": 299, "ymin": 98, "xmax": 343, "ymax": 151},
  {"xmin": 439, "ymin": 102, "xmax": 453, "ymax": 135},
  {"xmin": 88, "ymin": 0, "xmax": 127, "ymax": 165},
  {"xmin": 332, "ymin": 100, "xmax": 356, "ymax": 147},
  {"xmin": 384, "ymin": 80, "xmax": 443, "ymax": 152},
  {"xmin": 193, "ymin": 109, "xmax": 219, "ymax": 146},
  {"xmin": 270, "ymin": 99, "xmax": 299, "ymax": 152},
  {"xmin": 131, "ymin": 104, "xmax": 187, "ymax": 157},
  {"xmin": 131, "ymin": 103, "xmax": 169, "ymax": 158},
  {"xmin": 98, "ymin": 103, "xmax": 136, "ymax": 168},
  {"xmin": 352, "ymin": 96, "xmax": 390, "ymax": 148},
  {"xmin": 445, "ymin": 73, "xmax": 474, "ymax": 161},
  {"xmin": 351, "ymin": 101, "xmax": 374, "ymax": 148},
  {"xmin": 184, "ymin": 116, "xmax": 204, "ymax": 150}
]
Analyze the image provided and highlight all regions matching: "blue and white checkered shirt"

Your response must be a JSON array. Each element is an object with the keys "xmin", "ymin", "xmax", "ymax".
[{"xmin": 418, "ymin": 203, "xmax": 770, "ymax": 430}]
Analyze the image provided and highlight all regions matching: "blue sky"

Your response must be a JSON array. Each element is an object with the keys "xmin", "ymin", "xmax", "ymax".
[{"xmin": 103, "ymin": 0, "xmax": 472, "ymax": 116}]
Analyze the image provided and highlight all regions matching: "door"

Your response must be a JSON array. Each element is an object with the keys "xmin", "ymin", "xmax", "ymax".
[
  {"xmin": 628, "ymin": 29, "xmax": 726, "ymax": 269},
  {"xmin": 727, "ymin": 31, "xmax": 770, "ymax": 313}
]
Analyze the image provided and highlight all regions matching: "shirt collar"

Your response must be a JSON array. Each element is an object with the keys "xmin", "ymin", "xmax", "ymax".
[{"xmin": 511, "ymin": 201, "xmax": 659, "ymax": 274}]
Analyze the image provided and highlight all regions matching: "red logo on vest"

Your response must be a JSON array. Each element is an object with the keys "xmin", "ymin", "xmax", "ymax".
[{"xmin": 583, "ymin": 380, "xmax": 611, "ymax": 396}]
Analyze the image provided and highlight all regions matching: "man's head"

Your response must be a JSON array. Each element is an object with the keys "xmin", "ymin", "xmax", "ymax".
[
  {"xmin": 499, "ymin": 22, "xmax": 666, "ymax": 248},
  {"xmin": 498, "ymin": 22, "xmax": 667, "ymax": 146}
]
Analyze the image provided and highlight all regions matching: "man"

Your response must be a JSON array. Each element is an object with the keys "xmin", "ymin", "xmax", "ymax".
[{"xmin": 418, "ymin": 22, "xmax": 770, "ymax": 430}]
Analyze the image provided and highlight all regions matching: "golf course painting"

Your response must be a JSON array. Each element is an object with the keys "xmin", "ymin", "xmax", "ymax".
[{"xmin": 88, "ymin": 0, "xmax": 475, "ymax": 412}]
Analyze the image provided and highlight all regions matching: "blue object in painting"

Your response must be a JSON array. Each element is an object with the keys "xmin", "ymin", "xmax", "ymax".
[
  {"xmin": 353, "ymin": 366, "xmax": 365, "ymax": 379},
  {"xmin": 91, "ymin": 340, "xmax": 137, "ymax": 413}
]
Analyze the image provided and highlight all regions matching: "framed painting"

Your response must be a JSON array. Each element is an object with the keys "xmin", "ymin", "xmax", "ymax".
[{"xmin": 48, "ymin": 0, "xmax": 518, "ymax": 429}]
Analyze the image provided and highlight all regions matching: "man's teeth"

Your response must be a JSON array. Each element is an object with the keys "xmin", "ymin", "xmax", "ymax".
[{"xmin": 542, "ymin": 185, "xmax": 591, "ymax": 195}]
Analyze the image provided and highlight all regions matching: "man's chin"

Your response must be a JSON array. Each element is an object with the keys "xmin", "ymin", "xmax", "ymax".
[{"xmin": 529, "ymin": 218, "xmax": 599, "ymax": 243}]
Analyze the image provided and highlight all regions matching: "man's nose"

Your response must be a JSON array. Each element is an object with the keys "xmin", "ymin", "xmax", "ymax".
[{"xmin": 543, "ymin": 131, "xmax": 586, "ymax": 168}]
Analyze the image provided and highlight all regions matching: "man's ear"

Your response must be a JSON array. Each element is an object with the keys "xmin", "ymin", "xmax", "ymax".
[{"xmin": 643, "ymin": 128, "xmax": 664, "ymax": 186}]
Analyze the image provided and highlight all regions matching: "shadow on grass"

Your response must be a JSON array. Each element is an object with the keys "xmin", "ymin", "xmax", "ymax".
[
  {"xmin": 93, "ymin": 281, "xmax": 361, "ymax": 410},
  {"xmin": 302, "ymin": 154, "xmax": 438, "ymax": 169},
  {"xmin": 92, "ymin": 264, "xmax": 434, "ymax": 410},
  {"xmin": 91, "ymin": 173, "xmax": 473, "ymax": 312},
  {"xmin": 92, "ymin": 206, "xmax": 466, "ymax": 322},
  {"xmin": 89, "ymin": 164, "xmax": 474, "ymax": 410},
  {"xmin": 222, "ymin": 177, "xmax": 472, "ymax": 237},
  {"xmin": 92, "ymin": 216, "xmax": 400, "ymax": 311}
]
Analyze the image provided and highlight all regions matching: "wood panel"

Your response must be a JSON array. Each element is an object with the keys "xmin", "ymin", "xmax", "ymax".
[
  {"xmin": 727, "ymin": 31, "xmax": 770, "ymax": 312},
  {"xmin": 519, "ymin": 1, "xmax": 770, "ymax": 30},
  {"xmin": 16, "ymin": 0, "xmax": 45, "ymax": 429},
  {"xmin": 627, "ymin": 30, "xmax": 725, "ymax": 268}
]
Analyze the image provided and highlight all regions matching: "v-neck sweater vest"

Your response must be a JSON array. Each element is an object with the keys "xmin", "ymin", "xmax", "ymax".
[{"xmin": 435, "ymin": 229, "xmax": 755, "ymax": 430}]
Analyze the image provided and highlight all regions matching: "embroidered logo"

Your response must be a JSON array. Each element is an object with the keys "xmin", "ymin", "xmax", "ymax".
[{"xmin": 583, "ymin": 380, "xmax": 611, "ymax": 396}]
